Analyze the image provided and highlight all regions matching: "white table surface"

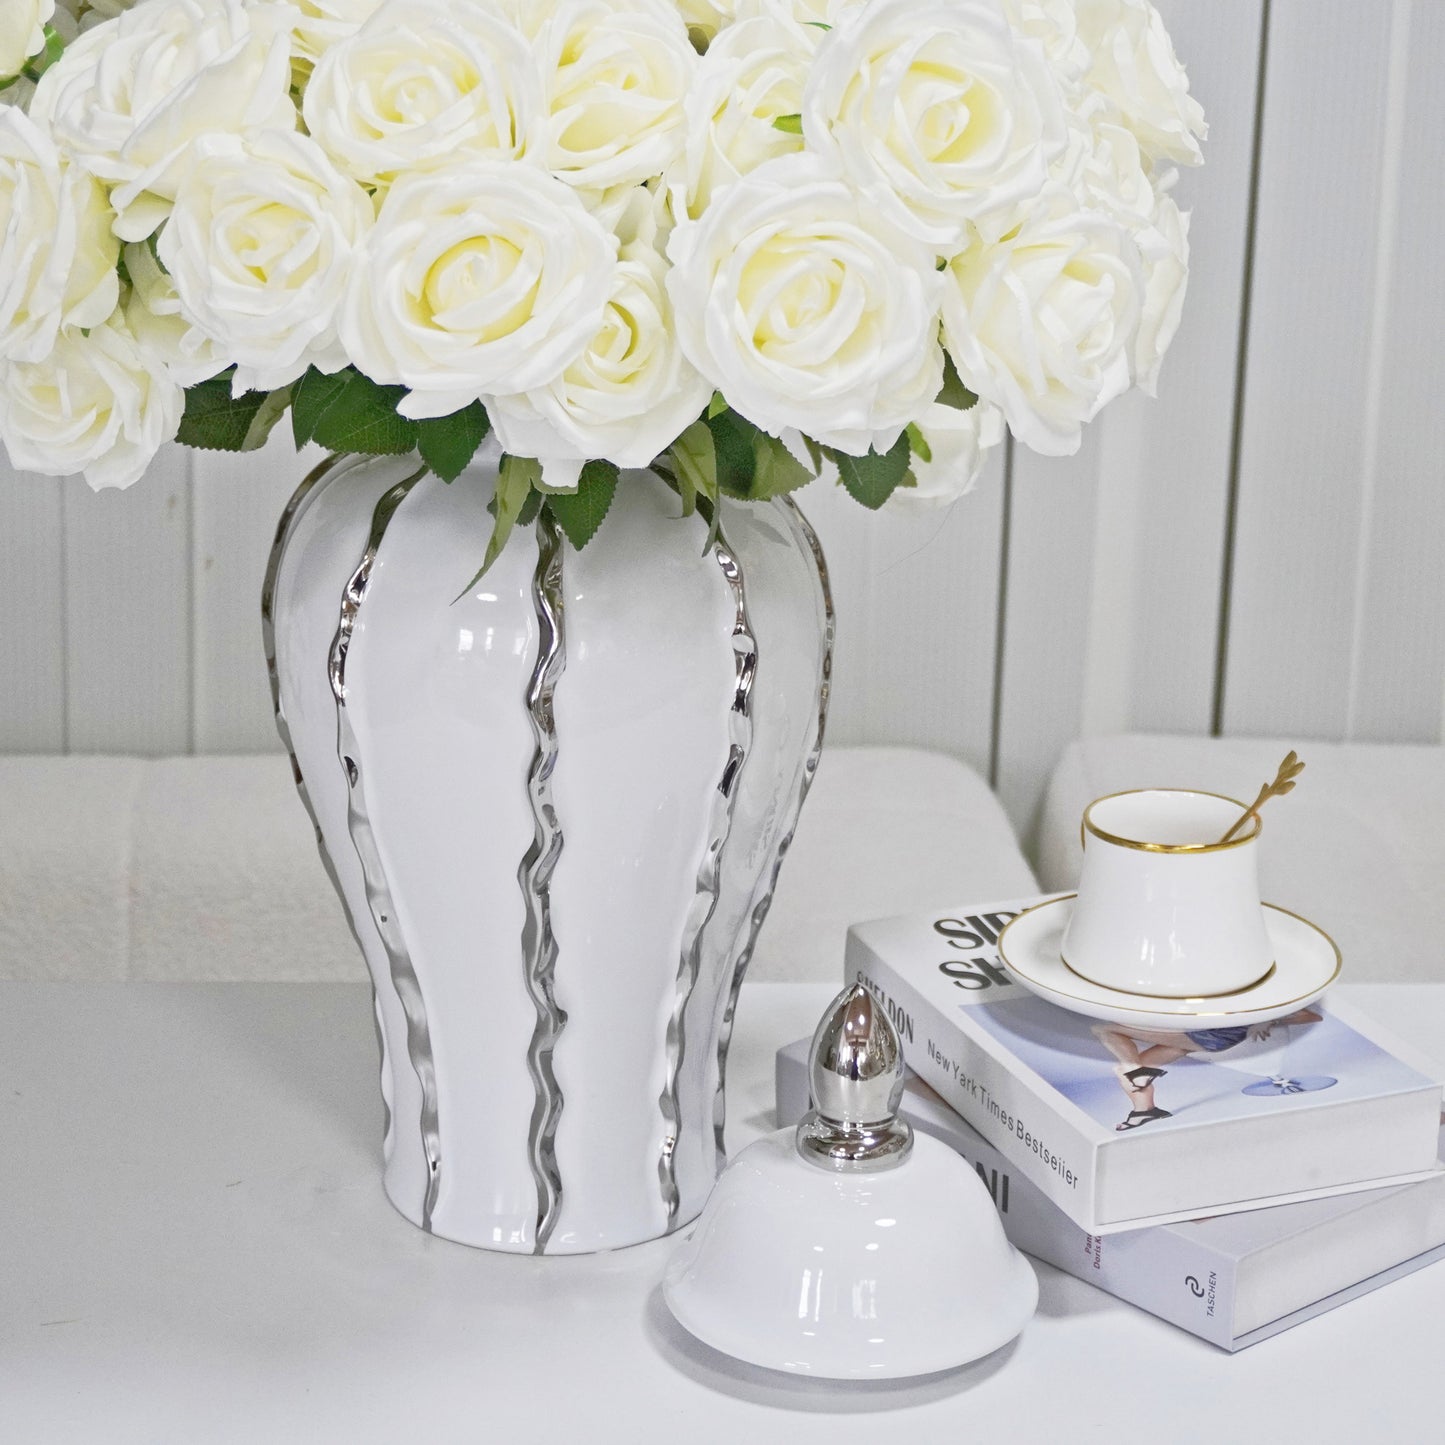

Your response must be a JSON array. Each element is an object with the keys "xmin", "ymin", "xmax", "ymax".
[{"xmin": 4, "ymin": 980, "xmax": 1443, "ymax": 1444}]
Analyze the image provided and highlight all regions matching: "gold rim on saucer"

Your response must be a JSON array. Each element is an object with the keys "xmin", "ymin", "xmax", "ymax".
[{"xmin": 996, "ymin": 895, "xmax": 1343, "ymax": 1018}]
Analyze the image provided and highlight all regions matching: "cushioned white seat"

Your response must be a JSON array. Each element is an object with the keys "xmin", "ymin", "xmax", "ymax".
[
  {"xmin": 0, "ymin": 746, "xmax": 1035, "ymax": 982},
  {"xmin": 1037, "ymin": 734, "xmax": 1445, "ymax": 983}
]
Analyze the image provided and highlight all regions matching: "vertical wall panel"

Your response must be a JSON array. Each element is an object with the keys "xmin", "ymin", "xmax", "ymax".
[
  {"xmin": 1347, "ymin": 1, "xmax": 1445, "ymax": 743},
  {"xmin": 1222, "ymin": 1, "xmax": 1400, "ymax": 738},
  {"xmin": 993, "ymin": 434, "xmax": 1103, "ymax": 839},
  {"xmin": 0, "ymin": 463, "xmax": 66, "ymax": 751},
  {"xmin": 1087, "ymin": 0, "xmax": 1266, "ymax": 737},
  {"xmin": 192, "ymin": 433, "xmax": 320, "ymax": 752},
  {"xmin": 63, "ymin": 445, "xmax": 192, "ymax": 754},
  {"xmin": 801, "ymin": 455, "xmax": 1005, "ymax": 782}
]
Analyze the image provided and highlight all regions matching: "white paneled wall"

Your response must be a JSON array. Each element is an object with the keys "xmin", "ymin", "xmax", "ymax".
[{"xmin": 3, "ymin": 1, "xmax": 1443, "ymax": 840}]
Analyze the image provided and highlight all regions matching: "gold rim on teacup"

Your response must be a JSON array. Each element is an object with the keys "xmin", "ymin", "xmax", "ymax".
[{"xmin": 1082, "ymin": 788, "xmax": 1262, "ymax": 854}]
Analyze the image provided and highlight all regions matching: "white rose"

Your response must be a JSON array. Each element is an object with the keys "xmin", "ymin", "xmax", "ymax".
[
  {"xmin": 340, "ymin": 161, "xmax": 617, "ymax": 419},
  {"xmin": 490, "ymin": 196, "xmax": 711, "ymax": 484},
  {"xmin": 0, "ymin": 310, "xmax": 182, "ymax": 489},
  {"xmin": 290, "ymin": 0, "xmax": 384, "ymax": 64},
  {"xmin": 681, "ymin": 12, "xmax": 816, "ymax": 217},
  {"xmin": 1074, "ymin": 0, "xmax": 1206, "ymax": 167},
  {"xmin": 1079, "ymin": 117, "xmax": 1156, "ymax": 222},
  {"xmin": 675, "ymin": 1, "xmax": 735, "ymax": 42},
  {"xmin": 943, "ymin": 193, "xmax": 1143, "ymax": 456},
  {"xmin": 1, "ymin": 0, "xmax": 53, "ymax": 79},
  {"xmin": 157, "ymin": 130, "xmax": 374, "ymax": 393},
  {"xmin": 303, "ymin": 0, "xmax": 540, "ymax": 188},
  {"xmin": 0, "ymin": 107, "xmax": 118, "ymax": 362},
  {"xmin": 892, "ymin": 399, "xmax": 1004, "ymax": 508},
  {"xmin": 734, "ymin": 0, "xmax": 862, "ymax": 25},
  {"xmin": 540, "ymin": 0, "xmax": 695, "ymax": 190},
  {"xmin": 803, "ymin": 0, "xmax": 1067, "ymax": 250},
  {"xmin": 72, "ymin": 0, "xmax": 134, "ymax": 26},
  {"xmin": 1132, "ymin": 192, "xmax": 1189, "ymax": 394},
  {"xmin": 1002, "ymin": 0, "xmax": 1090, "ymax": 91},
  {"xmin": 29, "ymin": 0, "xmax": 296, "ymax": 241},
  {"xmin": 121, "ymin": 240, "xmax": 229, "ymax": 383},
  {"xmin": 666, "ymin": 152, "xmax": 944, "ymax": 455}
]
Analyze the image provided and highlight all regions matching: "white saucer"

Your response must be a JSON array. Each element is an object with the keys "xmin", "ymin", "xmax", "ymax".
[{"xmin": 996, "ymin": 896, "xmax": 1342, "ymax": 1030}]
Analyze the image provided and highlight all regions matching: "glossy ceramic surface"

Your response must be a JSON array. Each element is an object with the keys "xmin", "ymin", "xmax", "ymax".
[
  {"xmin": 1001, "ymin": 895, "xmax": 1342, "ymax": 1031},
  {"xmin": 264, "ymin": 448, "xmax": 832, "ymax": 1252},
  {"xmin": 1063, "ymin": 789, "xmax": 1273, "ymax": 998},
  {"xmin": 663, "ymin": 1130, "xmax": 1037, "ymax": 1378}
]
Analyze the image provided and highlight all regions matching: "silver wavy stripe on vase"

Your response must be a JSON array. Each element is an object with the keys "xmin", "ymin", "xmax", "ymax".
[
  {"xmin": 263, "ymin": 456, "xmax": 402, "ymax": 1155},
  {"xmin": 712, "ymin": 497, "xmax": 835, "ymax": 1171},
  {"xmin": 657, "ymin": 528, "xmax": 759, "ymax": 1227},
  {"xmin": 329, "ymin": 474, "xmax": 443, "ymax": 1232},
  {"xmin": 518, "ymin": 511, "xmax": 569, "ymax": 1254}
]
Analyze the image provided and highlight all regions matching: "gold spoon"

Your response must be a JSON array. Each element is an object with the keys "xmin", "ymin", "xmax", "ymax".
[{"xmin": 1217, "ymin": 750, "xmax": 1305, "ymax": 844}]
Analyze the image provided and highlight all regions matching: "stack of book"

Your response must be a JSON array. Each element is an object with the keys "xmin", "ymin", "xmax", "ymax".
[{"xmin": 775, "ymin": 893, "xmax": 1445, "ymax": 1351}]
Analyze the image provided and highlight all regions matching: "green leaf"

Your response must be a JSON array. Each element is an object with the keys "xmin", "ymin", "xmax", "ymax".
[
  {"xmin": 750, "ymin": 432, "xmax": 814, "ymax": 499},
  {"xmin": 417, "ymin": 401, "xmax": 490, "ymax": 482},
  {"xmin": 176, "ymin": 373, "xmax": 276, "ymax": 452},
  {"xmin": 546, "ymin": 460, "xmax": 619, "ymax": 551},
  {"xmin": 835, "ymin": 432, "xmax": 912, "ymax": 510},
  {"xmin": 705, "ymin": 407, "xmax": 758, "ymax": 499},
  {"xmin": 517, "ymin": 489, "xmax": 543, "ymax": 527},
  {"xmin": 670, "ymin": 420, "xmax": 717, "ymax": 517},
  {"xmin": 456, "ymin": 454, "xmax": 538, "ymax": 594},
  {"xmin": 706, "ymin": 390, "xmax": 729, "ymax": 420},
  {"xmin": 771, "ymin": 113, "xmax": 803, "ymax": 134},
  {"xmin": 906, "ymin": 421, "xmax": 933, "ymax": 465},
  {"xmin": 292, "ymin": 366, "xmax": 418, "ymax": 455},
  {"xmin": 291, "ymin": 367, "xmax": 351, "ymax": 448},
  {"xmin": 937, "ymin": 351, "xmax": 980, "ymax": 412},
  {"xmin": 240, "ymin": 386, "xmax": 294, "ymax": 452},
  {"xmin": 800, "ymin": 433, "xmax": 825, "ymax": 474}
]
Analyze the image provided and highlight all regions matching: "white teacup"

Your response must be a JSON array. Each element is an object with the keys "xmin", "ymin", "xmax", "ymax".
[{"xmin": 1061, "ymin": 789, "xmax": 1274, "ymax": 999}]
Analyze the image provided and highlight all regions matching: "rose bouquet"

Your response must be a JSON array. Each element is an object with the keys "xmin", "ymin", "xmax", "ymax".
[{"xmin": 1, "ymin": 0, "xmax": 1203, "ymax": 562}]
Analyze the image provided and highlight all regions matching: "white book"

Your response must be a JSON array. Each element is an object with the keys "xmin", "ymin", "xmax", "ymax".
[
  {"xmin": 846, "ymin": 893, "xmax": 1444, "ymax": 1233},
  {"xmin": 777, "ymin": 1039, "xmax": 1445, "ymax": 1350}
]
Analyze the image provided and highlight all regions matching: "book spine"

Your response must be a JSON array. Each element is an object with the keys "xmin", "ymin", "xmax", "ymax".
[{"xmin": 849, "ymin": 932, "xmax": 1102, "ymax": 1228}]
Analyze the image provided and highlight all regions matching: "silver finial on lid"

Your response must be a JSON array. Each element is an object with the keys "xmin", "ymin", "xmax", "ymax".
[{"xmin": 795, "ymin": 982, "xmax": 913, "ymax": 1172}]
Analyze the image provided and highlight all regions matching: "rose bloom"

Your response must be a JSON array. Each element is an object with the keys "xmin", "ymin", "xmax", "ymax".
[
  {"xmin": 680, "ymin": 11, "xmax": 817, "ymax": 216},
  {"xmin": 943, "ymin": 192, "xmax": 1144, "ymax": 456},
  {"xmin": 340, "ymin": 160, "xmax": 617, "ymax": 419},
  {"xmin": 675, "ymin": 0, "xmax": 736, "ymax": 40},
  {"xmin": 0, "ymin": 106, "xmax": 118, "ymax": 363},
  {"xmin": 157, "ymin": 129, "xmax": 375, "ymax": 393},
  {"xmin": 121, "ymin": 240, "xmax": 228, "ymax": 383},
  {"xmin": 538, "ymin": 0, "xmax": 696, "ymax": 190},
  {"xmin": 1132, "ymin": 191, "xmax": 1190, "ymax": 394},
  {"xmin": 1, "ymin": 0, "xmax": 54, "ymax": 80},
  {"xmin": 289, "ymin": 0, "xmax": 385, "ymax": 64},
  {"xmin": 29, "ymin": 0, "xmax": 296, "ymax": 241},
  {"xmin": 667, "ymin": 152, "xmax": 943, "ymax": 455},
  {"xmin": 0, "ymin": 310, "xmax": 182, "ymax": 490},
  {"xmin": 1074, "ymin": 0, "xmax": 1206, "ymax": 167},
  {"xmin": 803, "ymin": 0, "xmax": 1067, "ymax": 249},
  {"xmin": 490, "ymin": 190, "xmax": 711, "ymax": 486},
  {"xmin": 892, "ymin": 399, "xmax": 1005, "ymax": 508},
  {"xmin": 303, "ymin": 0, "xmax": 541, "ymax": 188}
]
